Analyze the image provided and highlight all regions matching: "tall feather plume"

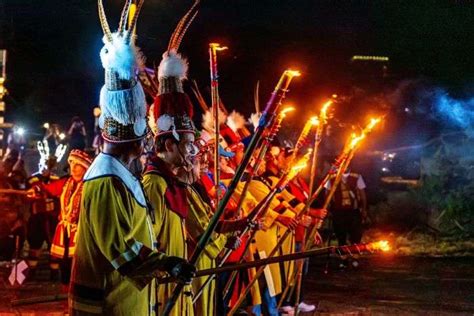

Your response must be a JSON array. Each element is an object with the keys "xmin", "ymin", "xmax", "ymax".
[
  {"xmin": 98, "ymin": 0, "xmax": 113, "ymax": 43},
  {"xmin": 167, "ymin": 0, "xmax": 200, "ymax": 52},
  {"xmin": 125, "ymin": 0, "xmax": 145, "ymax": 43},
  {"xmin": 118, "ymin": 0, "xmax": 132, "ymax": 35}
]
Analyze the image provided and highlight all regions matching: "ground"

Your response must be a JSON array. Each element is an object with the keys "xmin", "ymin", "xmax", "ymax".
[{"xmin": 0, "ymin": 255, "xmax": 473, "ymax": 315}]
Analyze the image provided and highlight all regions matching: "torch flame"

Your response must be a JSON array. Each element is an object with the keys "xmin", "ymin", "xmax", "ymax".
[
  {"xmin": 365, "ymin": 117, "xmax": 381, "ymax": 132},
  {"xmin": 285, "ymin": 69, "xmax": 301, "ymax": 77},
  {"xmin": 287, "ymin": 151, "xmax": 311, "ymax": 180},
  {"xmin": 280, "ymin": 106, "xmax": 295, "ymax": 116},
  {"xmin": 209, "ymin": 43, "xmax": 228, "ymax": 51},
  {"xmin": 369, "ymin": 240, "xmax": 391, "ymax": 252},
  {"xmin": 349, "ymin": 133, "xmax": 365, "ymax": 150},
  {"xmin": 310, "ymin": 116, "xmax": 319, "ymax": 126},
  {"xmin": 320, "ymin": 100, "xmax": 332, "ymax": 120}
]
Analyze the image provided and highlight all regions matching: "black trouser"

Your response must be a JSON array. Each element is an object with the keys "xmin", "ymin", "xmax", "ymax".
[
  {"xmin": 27, "ymin": 212, "xmax": 57, "ymax": 250},
  {"xmin": 332, "ymin": 209, "xmax": 363, "ymax": 246}
]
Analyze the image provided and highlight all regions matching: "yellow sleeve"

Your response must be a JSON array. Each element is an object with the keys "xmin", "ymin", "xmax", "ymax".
[
  {"xmin": 186, "ymin": 187, "xmax": 227, "ymax": 259},
  {"xmin": 248, "ymin": 180, "xmax": 282, "ymax": 230},
  {"xmin": 83, "ymin": 178, "xmax": 167, "ymax": 289},
  {"xmin": 142, "ymin": 173, "xmax": 166, "ymax": 239}
]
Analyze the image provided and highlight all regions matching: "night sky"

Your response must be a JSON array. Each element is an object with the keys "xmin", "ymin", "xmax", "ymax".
[{"xmin": 1, "ymin": 1, "xmax": 473, "ymax": 139}]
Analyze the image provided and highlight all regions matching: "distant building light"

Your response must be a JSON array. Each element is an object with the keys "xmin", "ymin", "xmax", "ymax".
[
  {"xmin": 381, "ymin": 167, "xmax": 389, "ymax": 173},
  {"xmin": 351, "ymin": 55, "xmax": 389, "ymax": 62},
  {"xmin": 404, "ymin": 107, "xmax": 410, "ymax": 113}
]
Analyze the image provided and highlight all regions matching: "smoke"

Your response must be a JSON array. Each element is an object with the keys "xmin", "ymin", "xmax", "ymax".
[
  {"xmin": 432, "ymin": 90, "xmax": 474, "ymax": 132},
  {"xmin": 387, "ymin": 79, "xmax": 474, "ymax": 137}
]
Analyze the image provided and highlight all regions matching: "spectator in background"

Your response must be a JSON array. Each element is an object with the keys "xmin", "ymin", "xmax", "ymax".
[
  {"xmin": 44, "ymin": 124, "xmax": 61, "ymax": 153},
  {"xmin": 325, "ymin": 168, "xmax": 368, "ymax": 268},
  {"xmin": 7, "ymin": 125, "xmax": 27, "ymax": 154},
  {"xmin": 67, "ymin": 117, "xmax": 86, "ymax": 151}
]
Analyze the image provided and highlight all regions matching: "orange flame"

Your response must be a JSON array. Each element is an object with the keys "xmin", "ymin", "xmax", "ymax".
[
  {"xmin": 209, "ymin": 43, "xmax": 228, "ymax": 51},
  {"xmin": 369, "ymin": 240, "xmax": 391, "ymax": 252},
  {"xmin": 285, "ymin": 69, "xmax": 301, "ymax": 77},
  {"xmin": 364, "ymin": 117, "xmax": 381, "ymax": 133},
  {"xmin": 320, "ymin": 100, "xmax": 332, "ymax": 121},
  {"xmin": 280, "ymin": 106, "xmax": 295, "ymax": 117},
  {"xmin": 349, "ymin": 133, "xmax": 366, "ymax": 150},
  {"xmin": 287, "ymin": 151, "xmax": 310, "ymax": 180}
]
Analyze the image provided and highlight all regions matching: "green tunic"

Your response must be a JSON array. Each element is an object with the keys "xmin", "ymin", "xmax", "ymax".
[{"xmin": 69, "ymin": 153, "xmax": 167, "ymax": 315}]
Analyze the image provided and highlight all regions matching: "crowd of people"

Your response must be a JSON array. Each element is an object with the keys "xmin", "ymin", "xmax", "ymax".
[{"xmin": 0, "ymin": 1, "xmax": 370, "ymax": 315}]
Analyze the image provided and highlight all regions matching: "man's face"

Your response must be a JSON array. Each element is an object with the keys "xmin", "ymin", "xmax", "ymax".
[
  {"xmin": 70, "ymin": 162, "xmax": 87, "ymax": 182},
  {"xmin": 171, "ymin": 133, "xmax": 198, "ymax": 169}
]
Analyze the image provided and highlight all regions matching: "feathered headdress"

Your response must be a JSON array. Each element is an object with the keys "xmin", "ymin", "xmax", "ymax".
[
  {"xmin": 148, "ymin": 0, "xmax": 200, "ymax": 140},
  {"xmin": 97, "ymin": 0, "xmax": 147, "ymax": 142}
]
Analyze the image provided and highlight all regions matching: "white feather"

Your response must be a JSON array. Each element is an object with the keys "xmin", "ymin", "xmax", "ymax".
[
  {"xmin": 158, "ymin": 50, "xmax": 188, "ymax": 80},
  {"xmin": 226, "ymin": 110, "xmax": 246, "ymax": 132},
  {"xmin": 100, "ymin": 33, "xmax": 144, "ymax": 80},
  {"xmin": 202, "ymin": 109, "xmax": 228, "ymax": 132},
  {"xmin": 249, "ymin": 112, "xmax": 262, "ymax": 131}
]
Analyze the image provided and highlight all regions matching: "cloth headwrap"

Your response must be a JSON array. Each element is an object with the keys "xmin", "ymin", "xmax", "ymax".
[{"xmin": 68, "ymin": 150, "xmax": 92, "ymax": 169}]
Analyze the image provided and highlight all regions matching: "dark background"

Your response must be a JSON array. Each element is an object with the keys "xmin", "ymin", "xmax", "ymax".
[{"xmin": 0, "ymin": 1, "xmax": 473, "ymax": 145}]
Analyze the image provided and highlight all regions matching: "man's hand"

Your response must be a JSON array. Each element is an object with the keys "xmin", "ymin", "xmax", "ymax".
[
  {"xmin": 309, "ymin": 208, "xmax": 328, "ymax": 219},
  {"xmin": 163, "ymin": 256, "xmax": 196, "ymax": 284},
  {"xmin": 276, "ymin": 215, "xmax": 298, "ymax": 230},
  {"xmin": 313, "ymin": 231, "xmax": 323, "ymax": 246},
  {"xmin": 314, "ymin": 218, "xmax": 324, "ymax": 229},
  {"xmin": 299, "ymin": 215, "xmax": 313, "ymax": 228},
  {"xmin": 225, "ymin": 236, "xmax": 242, "ymax": 250}
]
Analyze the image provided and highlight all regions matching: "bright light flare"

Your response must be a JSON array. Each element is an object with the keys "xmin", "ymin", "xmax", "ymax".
[
  {"xmin": 59, "ymin": 133, "xmax": 66, "ymax": 140},
  {"xmin": 310, "ymin": 116, "xmax": 319, "ymax": 126},
  {"xmin": 15, "ymin": 127, "xmax": 25, "ymax": 136},
  {"xmin": 369, "ymin": 240, "xmax": 391, "ymax": 252},
  {"xmin": 93, "ymin": 107, "xmax": 101, "ymax": 117},
  {"xmin": 43, "ymin": 123, "xmax": 50, "ymax": 129},
  {"xmin": 209, "ymin": 43, "xmax": 228, "ymax": 51}
]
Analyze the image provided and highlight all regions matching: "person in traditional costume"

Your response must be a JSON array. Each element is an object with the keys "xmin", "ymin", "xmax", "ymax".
[
  {"xmin": 271, "ymin": 146, "xmax": 327, "ymax": 313},
  {"xmin": 49, "ymin": 149, "xmax": 91, "ymax": 286},
  {"xmin": 247, "ymin": 157, "xmax": 299, "ymax": 316},
  {"xmin": 142, "ymin": 3, "xmax": 250, "ymax": 313},
  {"xmin": 26, "ymin": 140, "xmax": 67, "ymax": 280},
  {"xmin": 69, "ymin": 2, "xmax": 195, "ymax": 315}
]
